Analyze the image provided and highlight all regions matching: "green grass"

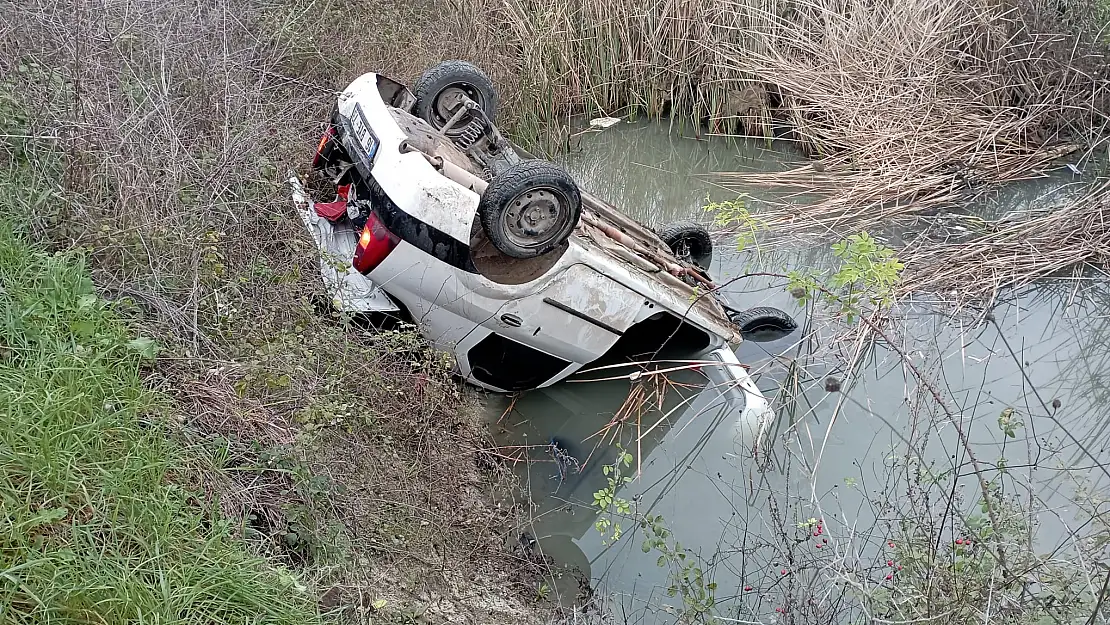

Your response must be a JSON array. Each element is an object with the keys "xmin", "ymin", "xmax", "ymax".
[{"xmin": 0, "ymin": 223, "xmax": 324, "ymax": 623}]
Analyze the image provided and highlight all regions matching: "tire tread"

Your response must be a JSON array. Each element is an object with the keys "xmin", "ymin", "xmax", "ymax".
[
  {"xmin": 728, "ymin": 306, "xmax": 798, "ymax": 334},
  {"xmin": 412, "ymin": 60, "xmax": 498, "ymax": 128},
  {"xmin": 479, "ymin": 160, "xmax": 582, "ymax": 259},
  {"xmin": 658, "ymin": 220, "xmax": 713, "ymax": 266}
]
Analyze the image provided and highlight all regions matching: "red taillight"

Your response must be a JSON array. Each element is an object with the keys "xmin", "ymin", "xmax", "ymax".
[
  {"xmin": 312, "ymin": 126, "xmax": 337, "ymax": 168},
  {"xmin": 352, "ymin": 212, "xmax": 399, "ymax": 274}
]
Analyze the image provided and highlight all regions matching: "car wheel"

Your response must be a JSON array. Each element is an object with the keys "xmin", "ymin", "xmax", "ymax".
[
  {"xmin": 479, "ymin": 160, "xmax": 582, "ymax": 259},
  {"xmin": 412, "ymin": 60, "xmax": 498, "ymax": 137},
  {"xmin": 658, "ymin": 221, "xmax": 713, "ymax": 268},
  {"xmin": 728, "ymin": 306, "xmax": 798, "ymax": 342}
]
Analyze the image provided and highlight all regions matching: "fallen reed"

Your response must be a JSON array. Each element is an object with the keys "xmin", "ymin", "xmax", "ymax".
[
  {"xmin": 477, "ymin": 0, "xmax": 1109, "ymax": 231},
  {"xmin": 898, "ymin": 177, "xmax": 1110, "ymax": 302}
]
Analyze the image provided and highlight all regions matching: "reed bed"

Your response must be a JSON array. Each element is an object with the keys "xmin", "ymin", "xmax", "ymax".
[
  {"xmin": 898, "ymin": 177, "xmax": 1110, "ymax": 301},
  {"xmin": 483, "ymin": 0, "xmax": 1108, "ymax": 234},
  {"xmin": 488, "ymin": 0, "xmax": 781, "ymax": 141},
  {"xmin": 710, "ymin": 0, "xmax": 1110, "ymax": 231}
]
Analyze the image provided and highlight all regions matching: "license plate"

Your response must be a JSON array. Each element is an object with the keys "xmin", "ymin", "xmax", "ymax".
[{"xmin": 348, "ymin": 103, "xmax": 379, "ymax": 164}]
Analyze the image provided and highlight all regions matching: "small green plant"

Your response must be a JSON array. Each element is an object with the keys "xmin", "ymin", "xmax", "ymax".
[
  {"xmin": 296, "ymin": 398, "xmax": 358, "ymax": 431},
  {"xmin": 641, "ymin": 514, "xmax": 718, "ymax": 619},
  {"xmin": 592, "ymin": 446, "xmax": 718, "ymax": 621},
  {"xmin": 705, "ymin": 195, "xmax": 903, "ymax": 321},
  {"xmin": 704, "ymin": 194, "xmax": 763, "ymax": 252},
  {"xmin": 997, "ymin": 407, "xmax": 1023, "ymax": 438},
  {"xmin": 593, "ymin": 444, "xmax": 634, "ymax": 545},
  {"xmin": 255, "ymin": 444, "xmax": 341, "ymax": 560},
  {"xmin": 789, "ymin": 232, "xmax": 904, "ymax": 321},
  {"xmin": 795, "ymin": 517, "xmax": 820, "ymax": 529},
  {"xmin": 829, "ymin": 232, "xmax": 904, "ymax": 305}
]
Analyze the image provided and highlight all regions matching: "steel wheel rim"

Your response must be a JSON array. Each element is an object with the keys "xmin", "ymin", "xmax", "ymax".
[{"xmin": 502, "ymin": 187, "xmax": 570, "ymax": 251}]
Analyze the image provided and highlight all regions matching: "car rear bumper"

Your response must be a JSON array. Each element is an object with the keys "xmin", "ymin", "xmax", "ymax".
[{"xmin": 289, "ymin": 173, "xmax": 400, "ymax": 313}]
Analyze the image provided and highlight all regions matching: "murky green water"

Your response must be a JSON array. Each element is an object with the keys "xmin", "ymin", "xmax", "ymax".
[{"xmin": 485, "ymin": 120, "xmax": 1109, "ymax": 622}]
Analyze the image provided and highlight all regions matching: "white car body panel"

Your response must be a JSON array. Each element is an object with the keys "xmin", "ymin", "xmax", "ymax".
[{"xmin": 337, "ymin": 76, "xmax": 477, "ymax": 246}]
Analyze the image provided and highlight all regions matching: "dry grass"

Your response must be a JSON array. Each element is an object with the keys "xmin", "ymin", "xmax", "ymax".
[
  {"xmin": 0, "ymin": 0, "xmax": 553, "ymax": 621},
  {"xmin": 454, "ymin": 0, "xmax": 1110, "ymax": 301},
  {"xmin": 711, "ymin": 0, "xmax": 1110, "ymax": 232},
  {"xmin": 4, "ymin": 0, "xmax": 1107, "ymax": 617},
  {"xmin": 470, "ymin": 0, "xmax": 781, "ymax": 145},
  {"xmin": 456, "ymin": 0, "xmax": 1109, "ymax": 231},
  {"xmin": 898, "ymin": 177, "xmax": 1110, "ymax": 302}
]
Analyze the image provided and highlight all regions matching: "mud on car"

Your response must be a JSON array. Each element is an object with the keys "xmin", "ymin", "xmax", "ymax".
[{"xmin": 291, "ymin": 61, "xmax": 796, "ymax": 432}]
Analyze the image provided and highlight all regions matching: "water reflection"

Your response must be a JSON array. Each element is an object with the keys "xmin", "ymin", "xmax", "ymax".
[{"xmin": 558, "ymin": 121, "xmax": 804, "ymax": 227}]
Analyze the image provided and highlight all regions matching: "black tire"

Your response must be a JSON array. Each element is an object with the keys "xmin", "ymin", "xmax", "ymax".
[
  {"xmin": 479, "ymin": 160, "xmax": 582, "ymax": 259},
  {"xmin": 728, "ymin": 306, "xmax": 798, "ymax": 342},
  {"xmin": 412, "ymin": 60, "xmax": 498, "ymax": 137},
  {"xmin": 658, "ymin": 221, "xmax": 713, "ymax": 268}
]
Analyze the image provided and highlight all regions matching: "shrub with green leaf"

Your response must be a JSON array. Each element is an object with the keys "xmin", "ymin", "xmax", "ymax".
[{"xmin": 788, "ymin": 232, "xmax": 904, "ymax": 321}]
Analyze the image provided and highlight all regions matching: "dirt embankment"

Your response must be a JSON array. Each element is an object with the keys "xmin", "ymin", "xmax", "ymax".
[{"xmin": 0, "ymin": 0, "xmax": 565, "ymax": 622}]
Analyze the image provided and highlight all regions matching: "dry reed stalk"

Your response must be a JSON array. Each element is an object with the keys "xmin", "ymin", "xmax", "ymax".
[
  {"xmin": 898, "ymin": 177, "xmax": 1110, "ymax": 301},
  {"xmin": 488, "ymin": 0, "xmax": 779, "ymax": 137},
  {"xmin": 479, "ymin": 0, "xmax": 1109, "ymax": 236},
  {"xmin": 710, "ymin": 0, "xmax": 1110, "ymax": 233}
]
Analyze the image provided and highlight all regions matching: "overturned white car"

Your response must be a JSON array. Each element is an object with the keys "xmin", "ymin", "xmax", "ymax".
[{"xmin": 291, "ymin": 61, "xmax": 795, "ymax": 424}]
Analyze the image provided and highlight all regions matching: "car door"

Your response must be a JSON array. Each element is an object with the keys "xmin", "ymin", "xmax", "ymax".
[{"xmin": 457, "ymin": 263, "xmax": 652, "ymax": 391}]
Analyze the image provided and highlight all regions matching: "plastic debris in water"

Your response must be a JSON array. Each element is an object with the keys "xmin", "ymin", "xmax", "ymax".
[{"xmin": 589, "ymin": 117, "xmax": 622, "ymax": 129}]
